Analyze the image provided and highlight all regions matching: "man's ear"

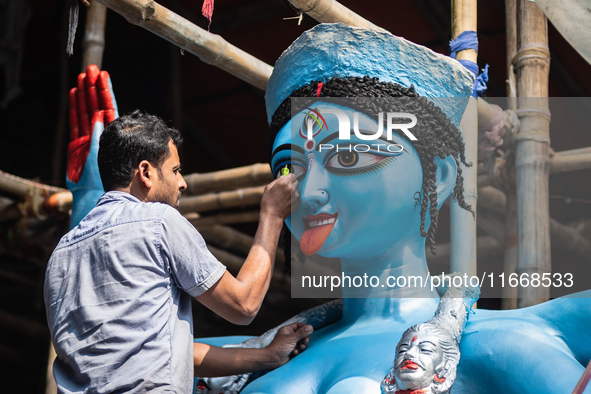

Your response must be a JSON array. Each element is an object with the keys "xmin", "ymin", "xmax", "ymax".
[
  {"xmin": 433, "ymin": 155, "xmax": 457, "ymax": 210},
  {"xmin": 137, "ymin": 160, "xmax": 153, "ymax": 189}
]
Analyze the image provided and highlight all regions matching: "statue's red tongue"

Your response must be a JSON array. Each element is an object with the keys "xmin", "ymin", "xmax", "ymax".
[{"xmin": 300, "ymin": 222, "xmax": 335, "ymax": 255}]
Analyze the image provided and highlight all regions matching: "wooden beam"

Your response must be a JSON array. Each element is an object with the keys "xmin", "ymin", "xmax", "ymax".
[
  {"xmin": 515, "ymin": 0, "xmax": 551, "ymax": 307},
  {"xmin": 93, "ymin": 0, "xmax": 272, "ymax": 90},
  {"xmin": 183, "ymin": 163, "xmax": 272, "ymax": 196},
  {"xmin": 451, "ymin": 0, "xmax": 478, "ymax": 62},
  {"xmin": 186, "ymin": 211, "xmax": 260, "ymax": 227},
  {"xmin": 479, "ymin": 185, "xmax": 590, "ymax": 258},
  {"xmin": 179, "ymin": 186, "xmax": 264, "ymax": 214},
  {"xmin": 207, "ymin": 245, "xmax": 289, "ymax": 290},
  {"xmin": 81, "ymin": 1, "xmax": 107, "ymax": 71},
  {"xmin": 0, "ymin": 310, "xmax": 48, "ymax": 339},
  {"xmin": 450, "ymin": 0, "xmax": 478, "ymax": 279},
  {"xmin": 550, "ymin": 149, "xmax": 591, "ymax": 173},
  {"xmin": 286, "ymin": 0, "xmax": 386, "ymax": 33},
  {"xmin": 198, "ymin": 224, "xmax": 285, "ymax": 267},
  {"xmin": 503, "ymin": 0, "xmax": 519, "ymax": 310}
]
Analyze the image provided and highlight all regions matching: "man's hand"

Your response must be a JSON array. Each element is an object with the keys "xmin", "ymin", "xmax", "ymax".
[
  {"xmin": 194, "ymin": 323, "xmax": 313, "ymax": 378},
  {"xmin": 265, "ymin": 322, "xmax": 313, "ymax": 368},
  {"xmin": 260, "ymin": 174, "xmax": 300, "ymax": 221}
]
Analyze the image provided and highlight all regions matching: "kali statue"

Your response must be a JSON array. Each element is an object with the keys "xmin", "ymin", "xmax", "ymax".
[{"xmin": 196, "ymin": 23, "xmax": 591, "ymax": 394}]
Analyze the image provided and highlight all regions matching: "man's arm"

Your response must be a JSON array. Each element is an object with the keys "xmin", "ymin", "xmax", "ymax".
[
  {"xmin": 197, "ymin": 174, "xmax": 299, "ymax": 325},
  {"xmin": 194, "ymin": 322, "xmax": 312, "ymax": 377}
]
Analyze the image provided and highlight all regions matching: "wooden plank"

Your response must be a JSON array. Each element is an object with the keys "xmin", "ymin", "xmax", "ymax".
[{"xmin": 93, "ymin": 0, "xmax": 272, "ymax": 90}]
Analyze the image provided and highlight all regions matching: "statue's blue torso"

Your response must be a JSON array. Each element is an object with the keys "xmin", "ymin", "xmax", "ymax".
[{"xmin": 231, "ymin": 293, "xmax": 591, "ymax": 394}]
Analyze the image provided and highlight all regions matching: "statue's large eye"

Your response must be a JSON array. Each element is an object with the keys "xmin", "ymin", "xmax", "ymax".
[
  {"xmin": 274, "ymin": 162, "xmax": 306, "ymax": 180},
  {"xmin": 326, "ymin": 150, "xmax": 387, "ymax": 172},
  {"xmin": 337, "ymin": 152, "xmax": 359, "ymax": 167}
]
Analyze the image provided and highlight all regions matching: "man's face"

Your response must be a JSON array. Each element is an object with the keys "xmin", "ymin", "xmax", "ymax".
[{"xmin": 149, "ymin": 140, "xmax": 187, "ymax": 208}]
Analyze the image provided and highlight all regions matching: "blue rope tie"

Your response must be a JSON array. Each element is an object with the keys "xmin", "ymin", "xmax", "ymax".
[{"xmin": 449, "ymin": 31, "xmax": 489, "ymax": 97}]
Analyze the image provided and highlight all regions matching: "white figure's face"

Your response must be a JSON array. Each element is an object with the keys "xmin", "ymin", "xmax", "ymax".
[{"xmin": 394, "ymin": 330, "xmax": 447, "ymax": 390}]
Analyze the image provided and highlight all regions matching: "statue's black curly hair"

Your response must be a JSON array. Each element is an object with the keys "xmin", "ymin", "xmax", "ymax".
[{"xmin": 267, "ymin": 76, "xmax": 472, "ymax": 272}]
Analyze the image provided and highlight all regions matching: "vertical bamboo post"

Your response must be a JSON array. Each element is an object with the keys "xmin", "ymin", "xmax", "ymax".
[
  {"xmin": 45, "ymin": 342, "xmax": 57, "ymax": 394},
  {"xmin": 51, "ymin": 4, "xmax": 71, "ymax": 187},
  {"xmin": 170, "ymin": 44, "xmax": 183, "ymax": 131},
  {"xmin": 450, "ymin": 0, "xmax": 478, "ymax": 279},
  {"xmin": 47, "ymin": 5, "xmax": 109, "ymax": 392},
  {"xmin": 514, "ymin": 0, "xmax": 551, "ymax": 307},
  {"xmin": 81, "ymin": 2, "xmax": 108, "ymax": 71},
  {"xmin": 502, "ymin": 0, "xmax": 518, "ymax": 310}
]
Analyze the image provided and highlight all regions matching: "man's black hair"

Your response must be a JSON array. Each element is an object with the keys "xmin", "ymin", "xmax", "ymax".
[
  {"xmin": 98, "ymin": 110, "xmax": 183, "ymax": 191},
  {"xmin": 267, "ymin": 76, "xmax": 472, "ymax": 272}
]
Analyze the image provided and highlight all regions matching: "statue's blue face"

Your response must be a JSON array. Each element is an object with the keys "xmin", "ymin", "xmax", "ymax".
[{"xmin": 271, "ymin": 102, "xmax": 424, "ymax": 259}]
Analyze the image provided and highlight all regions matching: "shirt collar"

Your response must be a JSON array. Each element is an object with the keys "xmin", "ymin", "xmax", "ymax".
[{"xmin": 98, "ymin": 190, "xmax": 142, "ymax": 205}]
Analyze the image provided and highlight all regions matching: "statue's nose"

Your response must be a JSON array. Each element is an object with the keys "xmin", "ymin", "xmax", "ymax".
[
  {"xmin": 299, "ymin": 161, "xmax": 330, "ymax": 210},
  {"xmin": 301, "ymin": 188, "xmax": 329, "ymax": 209},
  {"xmin": 403, "ymin": 345, "xmax": 419, "ymax": 359}
]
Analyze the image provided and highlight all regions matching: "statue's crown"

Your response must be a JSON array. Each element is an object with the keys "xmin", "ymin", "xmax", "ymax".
[{"xmin": 265, "ymin": 23, "xmax": 474, "ymax": 127}]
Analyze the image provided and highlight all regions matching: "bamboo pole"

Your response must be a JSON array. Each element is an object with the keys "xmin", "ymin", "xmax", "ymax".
[
  {"xmin": 514, "ymin": 0, "xmax": 551, "ymax": 307},
  {"xmin": 0, "ymin": 310, "xmax": 48, "ymax": 338},
  {"xmin": 198, "ymin": 224, "xmax": 285, "ymax": 267},
  {"xmin": 286, "ymin": 0, "xmax": 387, "ymax": 33},
  {"xmin": 477, "ymin": 209, "xmax": 505, "ymax": 245},
  {"xmin": 186, "ymin": 211, "xmax": 260, "ymax": 227},
  {"xmin": 450, "ymin": 0, "xmax": 478, "ymax": 279},
  {"xmin": 92, "ymin": 0, "xmax": 272, "ymax": 90},
  {"xmin": 502, "ymin": 0, "xmax": 519, "ymax": 310},
  {"xmin": 502, "ymin": 194, "xmax": 519, "ymax": 308},
  {"xmin": 451, "ymin": 0, "xmax": 478, "ymax": 63},
  {"xmin": 0, "ymin": 269, "xmax": 36, "ymax": 287},
  {"xmin": 81, "ymin": 1, "xmax": 107, "ymax": 71},
  {"xmin": 52, "ymin": 2, "xmax": 71, "ymax": 187},
  {"xmin": 550, "ymin": 151, "xmax": 591, "ymax": 173},
  {"xmin": 179, "ymin": 186, "xmax": 265, "ymax": 214},
  {"xmin": 479, "ymin": 185, "xmax": 590, "ymax": 258},
  {"xmin": 89, "ymin": 0, "xmax": 515, "ymax": 130},
  {"xmin": 184, "ymin": 164, "xmax": 273, "ymax": 196},
  {"xmin": 479, "ymin": 186, "xmax": 507, "ymax": 215},
  {"xmin": 478, "ymin": 149, "xmax": 591, "ymax": 189},
  {"xmin": 199, "ymin": 225, "xmax": 254, "ymax": 255},
  {"xmin": 0, "ymin": 343, "xmax": 27, "ymax": 366},
  {"xmin": 207, "ymin": 245, "xmax": 289, "ymax": 290},
  {"xmin": 427, "ymin": 236, "xmax": 503, "ymax": 269},
  {"xmin": 0, "ymin": 170, "xmax": 66, "ymax": 199},
  {"xmin": 45, "ymin": 343, "xmax": 57, "ymax": 394}
]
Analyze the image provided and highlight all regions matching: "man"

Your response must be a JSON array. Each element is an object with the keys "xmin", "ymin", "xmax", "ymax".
[{"xmin": 44, "ymin": 110, "xmax": 311, "ymax": 393}]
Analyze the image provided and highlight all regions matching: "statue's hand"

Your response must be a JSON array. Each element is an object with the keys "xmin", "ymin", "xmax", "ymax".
[{"xmin": 66, "ymin": 65, "xmax": 118, "ymax": 228}]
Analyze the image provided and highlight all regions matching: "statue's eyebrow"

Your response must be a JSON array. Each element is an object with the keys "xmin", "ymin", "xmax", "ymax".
[
  {"xmin": 272, "ymin": 143, "xmax": 305, "ymax": 157},
  {"xmin": 419, "ymin": 341, "xmax": 436, "ymax": 347},
  {"xmin": 316, "ymin": 130, "xmax": 407, "ymax": 153},
  {"xmin": 317, "ymin": 132, "xmax": 341, "ymax": 147}
]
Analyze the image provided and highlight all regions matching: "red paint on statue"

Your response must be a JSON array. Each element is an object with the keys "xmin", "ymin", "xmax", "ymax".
[
  {"xmin": 433, "ymin": 375, "xmax": 446, "ymax": 383},
  {"xmin": 316, "ymin": 82, "xmax": 323, "ymax": 97},
  {"xmin": 400, "ymin": 360, "xmax": 420, "ymax": 370}
]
